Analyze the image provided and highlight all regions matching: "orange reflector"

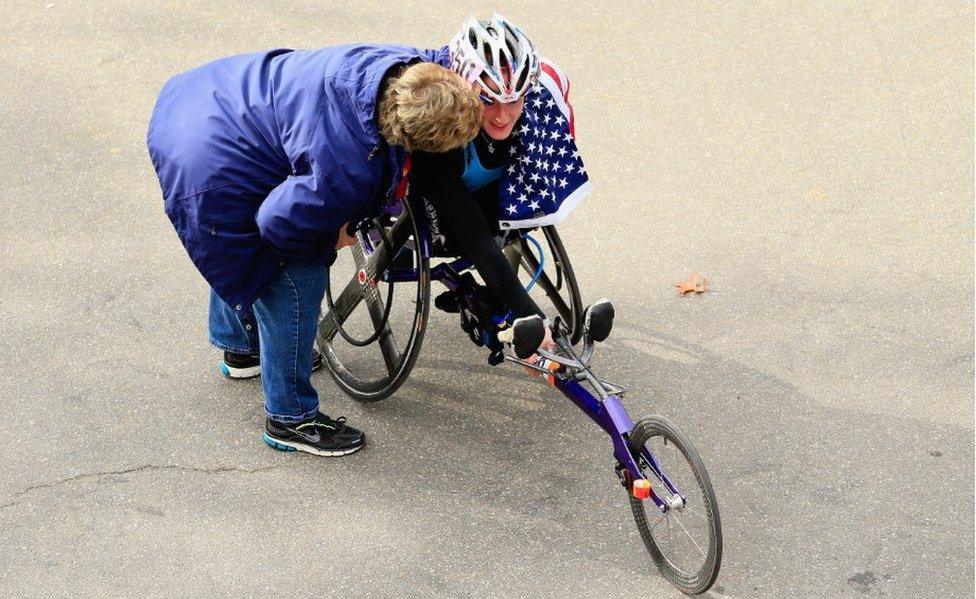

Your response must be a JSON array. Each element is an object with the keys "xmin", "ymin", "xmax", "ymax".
[
  {"xmin": 545, "ymin": 361, "xmax": 561, "ymax": 387},
  {"xmin": 632, "ymin": 479, "xmax": 651, "ymax": 499}
]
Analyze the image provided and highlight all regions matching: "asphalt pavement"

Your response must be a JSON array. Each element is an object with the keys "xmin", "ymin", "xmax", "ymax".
[{"xmin": 0, "ymin": 1, "xmax": 972, "ymax": 597}]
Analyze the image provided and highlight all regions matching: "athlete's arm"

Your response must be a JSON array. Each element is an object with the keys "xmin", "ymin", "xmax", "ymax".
[{"xmin": 412, "ymin": 149, "xmax": 543, "ymax": 319}]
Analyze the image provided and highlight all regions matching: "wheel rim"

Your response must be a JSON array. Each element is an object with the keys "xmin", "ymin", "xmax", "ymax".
[{"xmin": 503, "ymin": 226, "xmax": 583, "ymax": 343}]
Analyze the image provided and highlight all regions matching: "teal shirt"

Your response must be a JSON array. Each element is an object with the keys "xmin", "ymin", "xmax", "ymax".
[{"xmin": 461, "ymin": 141, "xmax": 505, "ymax": 192}]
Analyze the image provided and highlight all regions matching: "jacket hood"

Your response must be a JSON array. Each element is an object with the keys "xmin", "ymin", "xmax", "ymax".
[
  {"xmin": 325, "ymin": 44, "xmax": 450, "ymax": 145},
  {"xmin": 328, "ymin": 44, "xmax": 450, "ymax": 147}
]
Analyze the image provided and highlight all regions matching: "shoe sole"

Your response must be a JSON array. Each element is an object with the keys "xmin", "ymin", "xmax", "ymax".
[
  {"xmin": 220, "ymin": 362, "xmax": 261, "ymax": 379},
  {"xmin": 262, "ymin": 432, "xmax": 364, "ymax": 457},
  {"xmin": 221, "ymin": 357, "xmax": 323, "ymax": 380}
]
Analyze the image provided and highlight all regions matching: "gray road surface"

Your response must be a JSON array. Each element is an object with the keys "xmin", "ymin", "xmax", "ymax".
[{"xmin": 0, "ymin": 1, "xmax": 973, "ymax": 597}]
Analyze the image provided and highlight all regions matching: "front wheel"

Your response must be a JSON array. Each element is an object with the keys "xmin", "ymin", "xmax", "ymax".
[{"xmin": 628, "ymin": 416, "xmax": 722, "ymax": 595}]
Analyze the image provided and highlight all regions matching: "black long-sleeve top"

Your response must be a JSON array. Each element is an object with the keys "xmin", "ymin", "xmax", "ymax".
[{"xmin": 411, "ymin": 134, "xmax": 543, "ymax": 319}]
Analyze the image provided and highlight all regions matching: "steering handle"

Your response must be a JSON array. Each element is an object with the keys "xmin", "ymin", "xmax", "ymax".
[{"xmin": 497, "ymin": 315, "xmax": 546, "ymax": 359}]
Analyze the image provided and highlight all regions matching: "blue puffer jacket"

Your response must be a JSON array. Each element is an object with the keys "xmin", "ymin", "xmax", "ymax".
[{"xmin": 147, "ymin": 44, "xmax": 449, "ymax": 316}]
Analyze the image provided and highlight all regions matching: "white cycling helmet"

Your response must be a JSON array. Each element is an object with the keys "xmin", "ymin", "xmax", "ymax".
[{"xmin": 448, "ymin": 12, "xmax": 540, "ymax": 104}]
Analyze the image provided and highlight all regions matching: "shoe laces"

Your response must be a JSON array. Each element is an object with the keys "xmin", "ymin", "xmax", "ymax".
[{"xmin": 297, "ymin": 414, "xmax": 347, "ymax": 434}]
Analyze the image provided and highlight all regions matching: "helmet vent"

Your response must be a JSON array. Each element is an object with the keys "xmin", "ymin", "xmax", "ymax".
[
  {"xmin": 514, "ymin": 67, "xmax": 528, "ymax": 92},
  {"xmin": 502, "ymin": 23, "xmax": 519, "ymax": 55}
]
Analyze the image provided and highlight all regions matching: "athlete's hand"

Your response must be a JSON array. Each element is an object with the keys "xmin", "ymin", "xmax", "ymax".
[
  {"xmin": 523, "ymin": 323, "xmax": 556, "ymax": 376},
  {"xmin": 539, "ymin": 324, "xmax": 556, "ymax": 353},
  {"xmin": 335, "ymin": 222, "xmax": 357, "ymax": 250}
]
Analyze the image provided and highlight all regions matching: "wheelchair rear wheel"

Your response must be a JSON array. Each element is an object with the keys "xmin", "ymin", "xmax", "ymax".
[
  {"xmin": 316, "ymin": 198, "xmax": 430, "ymax": 402},
  {"xmin": 504, "ymin": 226, "xmax": 584, "ymax": 344}
]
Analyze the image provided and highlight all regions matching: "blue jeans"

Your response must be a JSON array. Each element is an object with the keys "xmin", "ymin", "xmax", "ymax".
[{"xmin": 208, "ymin": 261, "xmax": 327, "ymax": 423}]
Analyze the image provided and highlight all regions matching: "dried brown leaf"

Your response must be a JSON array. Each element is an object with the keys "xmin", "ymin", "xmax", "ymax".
[{"xmin": 675, "ymin": 272, "xmax": 709, "ymax": 296}]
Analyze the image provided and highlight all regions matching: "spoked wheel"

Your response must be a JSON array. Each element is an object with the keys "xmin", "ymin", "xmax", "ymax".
[
  {"xmin": 628, "ymin": 416, "xmax": 722, "ymax": 595},
  {"xmin": 316, "ymin": 198, "xmax": 430, "ymax": 402},
  {"xmin": 503, "ymin": 225, "xmax": 584, "ymax": 344}
]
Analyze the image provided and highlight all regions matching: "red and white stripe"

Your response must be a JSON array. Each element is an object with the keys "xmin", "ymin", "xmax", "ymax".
[{"xmin": 538, "ymin": 58, "xmax": 575, "ymax": 138}]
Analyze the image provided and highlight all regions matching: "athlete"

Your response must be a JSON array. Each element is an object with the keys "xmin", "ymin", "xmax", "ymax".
[{"xmin": 412, "ymin": 14, "xmax": 579, "ymax": 353}]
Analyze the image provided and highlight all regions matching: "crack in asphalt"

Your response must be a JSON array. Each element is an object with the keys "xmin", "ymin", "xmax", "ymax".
[{"xmin": 0, "ymin": 463, "xmax": 291, "ymax": 510}]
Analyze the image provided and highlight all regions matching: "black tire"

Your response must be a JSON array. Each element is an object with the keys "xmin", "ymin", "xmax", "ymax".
[
  {"xmin": 628, "ymin": 416, "xmax": 722, "ymax": 595},
  {"xmin": 504, "ymin": 225, "xmax": 584, "ymax": 344},
  {"xmin": 316, "ymin": 198, "xmax": 430, "ymax": 402}
]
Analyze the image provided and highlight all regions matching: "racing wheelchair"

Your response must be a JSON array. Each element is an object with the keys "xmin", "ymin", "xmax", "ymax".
[{"xmin": 316, "ymin": 193, "xmax": 722, "ymax": 595}]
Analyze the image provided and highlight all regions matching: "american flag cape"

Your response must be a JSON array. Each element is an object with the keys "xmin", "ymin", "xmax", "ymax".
[{"xmin": 497, "ymin": 60, "xmax": 591, "ymax": 230}]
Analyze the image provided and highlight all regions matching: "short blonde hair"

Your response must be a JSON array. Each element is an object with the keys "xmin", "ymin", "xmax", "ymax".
[{"xmin": 378, "ymin": 62, "xmax": 483, "ymax": 153}]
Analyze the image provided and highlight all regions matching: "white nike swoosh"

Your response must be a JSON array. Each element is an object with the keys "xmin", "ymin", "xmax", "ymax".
[{"xmin": 297, "ymin": 430, "xmax": 321, "ymax": 444}]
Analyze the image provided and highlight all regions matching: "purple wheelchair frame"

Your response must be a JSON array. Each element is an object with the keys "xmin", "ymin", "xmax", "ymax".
[{"xmin": 364, "ymin": 196, "xmax": 684, "ymax": 512}]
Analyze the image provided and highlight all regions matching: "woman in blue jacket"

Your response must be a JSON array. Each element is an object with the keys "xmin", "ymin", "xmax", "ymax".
[{"xmin": 147, "ymin": 45, "xmax": 482, "ymax": 456}]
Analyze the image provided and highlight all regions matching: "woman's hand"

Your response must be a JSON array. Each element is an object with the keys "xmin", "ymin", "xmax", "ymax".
[{"xmin": 335, "ymin": 222, "xmax": 357, "ymax": 250}]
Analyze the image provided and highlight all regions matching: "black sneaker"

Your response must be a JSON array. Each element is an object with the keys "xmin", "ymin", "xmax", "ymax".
[
  {"xmin": 220, "ymin": 349, "xmax": 323, "ymax": 379},
  {"xmin": 263, "ymin": 413, "xmax": 366, "ymax": 456}
]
